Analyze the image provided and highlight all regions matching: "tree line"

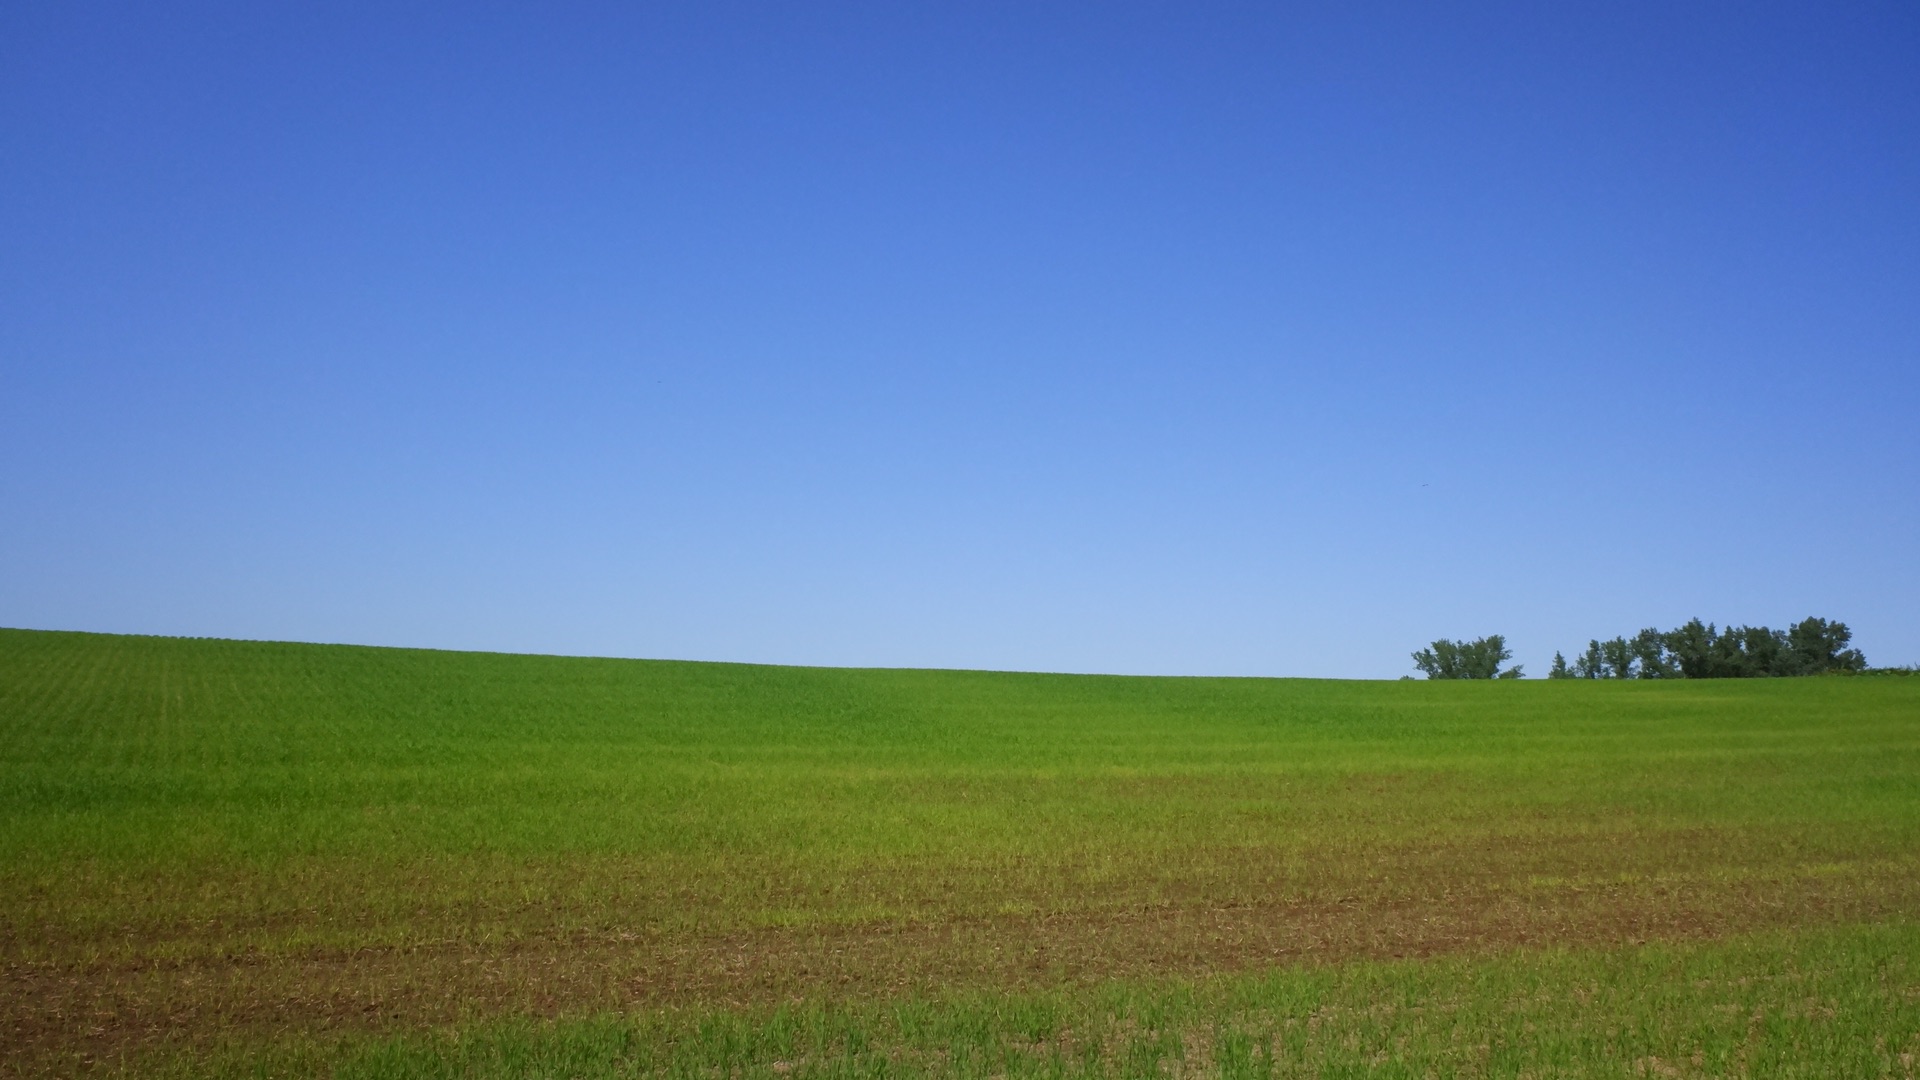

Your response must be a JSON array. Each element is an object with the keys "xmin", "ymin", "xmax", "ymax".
[
  {"xmin": 1411, "ymin": 635, "xmax": 1523, "ymax": 679},
  {"xmin": 1546, "ymin": 617, "xmax": 1866, "ymax": 679},
  {"xmin": 1413, "ymin": 617, "xmax": 1869, "ymax": 680}
]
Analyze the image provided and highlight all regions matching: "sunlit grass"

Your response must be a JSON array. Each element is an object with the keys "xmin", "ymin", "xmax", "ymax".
[
  {"xmin": 3, "ymin": 627, "xmax": 1918, "ymax": 1075},
  {"xmin": 119, "ymin": 923, "xmax": 1920, "ymax": 1079}
]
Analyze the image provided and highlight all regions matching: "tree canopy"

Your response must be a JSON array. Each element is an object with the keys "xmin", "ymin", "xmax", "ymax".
[
  {"xmin": 1546, "ymin": 617, "xmax": 1866, "ymax": 679},
  {"xmin": 1412, "ymin": 635, "xmax": 1524, "ymax": 680}
]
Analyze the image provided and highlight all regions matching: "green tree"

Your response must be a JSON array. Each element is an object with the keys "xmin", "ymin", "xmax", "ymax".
[
  {"xmin": 1412, "ymin": 635, "xmax": 1524, "ymax": 679},
  {"xmin": 1630, "ymin": 627, "xmax": 1673, "ymax": 678},
  {"xmin": 1599, "ymin": 636, "xmax": 1636, "ymax": 679},
  {"xmin": 1628, "ymin": 616, "xmax": 1870, "ymax": 678},
  {"xmin": 1547, "ymin": 651, "xmax": 1572, "ymax": 679},
  {"xmin": 1709, "ymin": 625, "xmax": 1753, "ymax": 677},
  {"xmin": 1663, "ymin": 619, "xmax": 1718, "ymax": 678},
  {"xmin": 1736, "ymin": 625, "xmax": 1788, "ymax": 676},
  {"xmin": 1572, "ymin": 640, "xmax": 1605, "ymax": 679},
  {"xmin": 1786, "ymin": 617, "xmax": 1867, "ymax": 674}
]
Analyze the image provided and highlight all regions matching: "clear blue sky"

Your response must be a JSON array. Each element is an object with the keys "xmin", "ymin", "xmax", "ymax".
[{"xmin": 4, "ymin": 2, "xmax": 1916, "ymax": 677}]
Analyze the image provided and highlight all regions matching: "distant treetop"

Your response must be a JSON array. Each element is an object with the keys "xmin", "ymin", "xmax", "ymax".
[
  {"xmin": 1412, "ymin": 635, "xmax": 1524, "ymax": 680},
  {"xmin": 1546, "ymin": 617, "xmax": 1867, "ymax": 679}
]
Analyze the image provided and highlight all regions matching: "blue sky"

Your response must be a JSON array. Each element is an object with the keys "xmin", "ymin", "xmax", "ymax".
[{"xmin": 4, "ymin": 1, "xmax": 1916, "ymax": 677}]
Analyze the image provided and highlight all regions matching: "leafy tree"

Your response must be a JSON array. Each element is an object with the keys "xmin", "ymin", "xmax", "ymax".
[
  {"xmin": 1630, "ymin": 628, "xmax": 1673, "ymax": 678},
  {"xmin": 1599, "ymin": 636, "xmax": 1636, "ymax": 679},
  {"xmin": 1710, "ymin": 625, "xmax": 1754, "ymax": 677},
  {"xmin": 1785, "ymin": 617, "xmax": 1867, "ymax": 674},
  {"xmin": 1412, "ymin": 635, "xmax": 1524, "ymax": 679},
  {"xmin": 1572, "ymin": 640, "xmax": 1605, "ymax": 679},
  {"xmin": 1737, "ymin": 625, "xmax": 1788, "ymax": 676},
  {"xmin": 1553, "ymin": 629, "xmax": 1669, "ymax": 680},
  {"xmin": 1430, "ymin": 615, "xmax": 1865, "ymax": 684},
  {"xmin": 1663, "ymin": 618, "xmax": 1718, "ymax": 678},
  {"xmin": 1588, "ymin": 616, "xmax": 1875, "ymax": 679}
]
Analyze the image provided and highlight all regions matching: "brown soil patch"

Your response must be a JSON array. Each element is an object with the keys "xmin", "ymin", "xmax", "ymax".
[{"xmin": 6, "ymin": 853, "xmax": 1919, "ymax": 1073}]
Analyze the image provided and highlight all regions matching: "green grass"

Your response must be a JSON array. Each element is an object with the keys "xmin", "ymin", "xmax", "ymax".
[
  {"xmin": 140, "ymin": 923, "xmax": 1920, "ymax": 1079},
  {"xmin": 3, "ymin": 627, "xmax": 1919, "ymax": 1075}
]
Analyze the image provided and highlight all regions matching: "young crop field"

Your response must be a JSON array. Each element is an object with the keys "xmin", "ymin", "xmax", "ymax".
[{"xmin": 2, "ymin": 627, "xmax": 1918, "ymax": 1076}]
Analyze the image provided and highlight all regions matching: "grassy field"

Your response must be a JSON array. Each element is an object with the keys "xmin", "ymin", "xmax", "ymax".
[{"xmin": 3, "ymin": 627, "xmax": 1918, "ymax": 1076}]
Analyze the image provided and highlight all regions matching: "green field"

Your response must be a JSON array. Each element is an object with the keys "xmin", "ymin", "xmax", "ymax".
[{"xmin": 3, "ymin": 627, "xmax": 1918, "ymax": 1076}]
